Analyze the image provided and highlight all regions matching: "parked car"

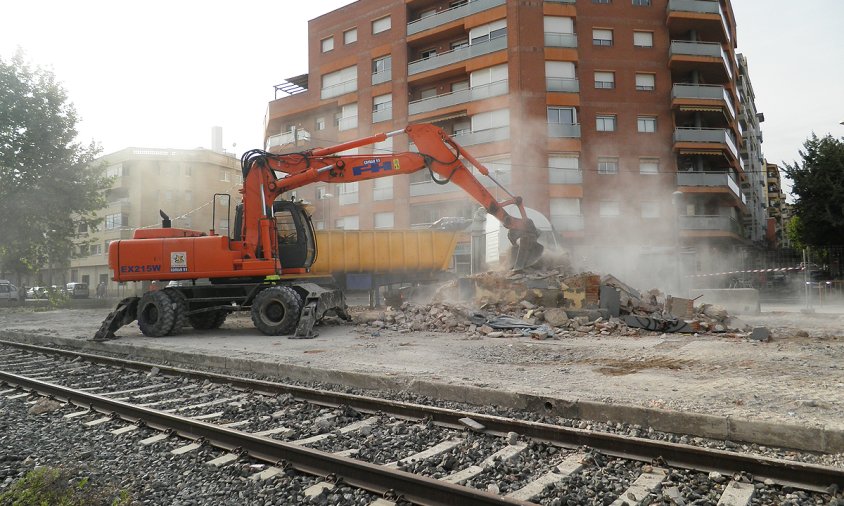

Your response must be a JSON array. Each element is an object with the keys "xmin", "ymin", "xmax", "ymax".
[
  {"xmin": 66, "ymin": 282, "xmax": 89, "ymax": 299},
  {"xmin": 26, "ymin": 286, "xmax": 48, "ymax": 299},
  {"xmin": 0, "ymin": 280, "xmax": 17, "ymax": 303}
]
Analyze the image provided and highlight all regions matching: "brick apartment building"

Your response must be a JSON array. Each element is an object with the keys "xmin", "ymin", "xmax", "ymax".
[{"xmin": 264, "ymin": 0, "xmax": 767, "ymax": 281}]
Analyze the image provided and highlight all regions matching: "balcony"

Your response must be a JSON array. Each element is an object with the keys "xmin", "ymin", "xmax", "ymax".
[
  {"xmin": 669, "ymin": 40, "xmax": 732, "ymax": 81},
  {"xmin": 338, "ymin": 115, "xmax": 358, "ymax": 131},
  {"xmin": 676, "ymin": 171, "xmax": 743, "ymax": 203},
  {"xmin": 410, "ymin": 179, "xmax": 459, "ymax": 197},
  {"xmin": 409, "ymin": 34, "xmax": 507, "ymax": 76},
  {"xmin": 372, "ymin": 106, "xmax": 392, "ymax": 123},
  {"xmin": 548, "ymin": 123, "xmax": 581, "ymax": 138},
  {"xmin": 546, "ymin": 78, "xmax": 579, "ymax": 93},
  {"xmin": 544, "ymin": 32, "xmax": 577, "ymax": 48},
  {"xmin": 549, "ymin": 168, "xmax": 582, "ymax": 184},
  {"xmin": 320, "ymin": 79, "xmax": 357, "ymax": 100},
  {"xmin": 409, "ymin": 80, "xmax": 508, "ymax": 116},
  {"xmin": 680, "ymin": 215, "xmax": 742, "ymax": 236},
  {"xmin": 674, "ymin": 127, "xmax": 737, "ymax": 160},
  {"xmin": 451, "ymin": 125, "xmax": 510, "ymax": 146},
  {"xmin": 266, "ymin": 129, "xmax": 311, "ymax": 150},
  {"xmin": 671, "ymin": 84, "xmax": 734, "ymax": 121},
  {"xmin": 550, "ymin": 214, "xmax": 584, "ymax": 232},
  {"xmin": 667, "ymin": 0, "xmax": 731, "ymax": 44},
  {"xmin": 372, "ymin": 70, "xmax": 391, "ymax": 86},
  {"xmin": 407, "ymin": 0, "xmax": 506, "ymax": 36}
]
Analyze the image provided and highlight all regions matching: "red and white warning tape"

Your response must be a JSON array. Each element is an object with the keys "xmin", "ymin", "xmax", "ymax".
[{"xmin": 688, "ymin": 267, "xmax": 803, "ymax": 278}]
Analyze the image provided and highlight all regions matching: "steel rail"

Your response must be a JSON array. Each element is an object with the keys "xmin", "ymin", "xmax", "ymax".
[
  {"xmin": 0, "ymin": 369, "xmax": 524, "ymax": 506},
  {"xmin": 2, "ymin": 339, "xmax": 843, "ymax": 492}
]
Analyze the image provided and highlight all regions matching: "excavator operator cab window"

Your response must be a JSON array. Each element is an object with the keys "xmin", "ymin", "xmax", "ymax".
[{"xmin": 272, "ymin": 200, "xmax": 316, "ymax": 270}]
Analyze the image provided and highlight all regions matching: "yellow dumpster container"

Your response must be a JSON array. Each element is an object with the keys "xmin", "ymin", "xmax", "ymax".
[{"xmin": 310, "ymin": 230, "xmax": 460, "ymax": 275}]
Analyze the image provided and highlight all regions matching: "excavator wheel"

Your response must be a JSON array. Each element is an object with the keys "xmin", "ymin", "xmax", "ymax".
[
  {"xmin": 189, "ymin": 309, "xmax": 228, "ymax": 330},
  {"xmin": 137, "ymin": 290, "xmax": 177, "ymax": 337},
  {"xmin": 251, "ymin": 286, "xmax": 303, "ymax": 336},
  {"xmin": 164, "ymin": 289, "xmax": 189, "ymax": 335}
]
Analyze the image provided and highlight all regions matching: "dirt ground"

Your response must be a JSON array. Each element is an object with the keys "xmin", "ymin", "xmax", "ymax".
[{"xmin": 1, "ymin": 302, "xmax": 843, "ymax": 431}]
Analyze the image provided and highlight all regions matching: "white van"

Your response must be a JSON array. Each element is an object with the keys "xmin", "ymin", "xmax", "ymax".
[{"xmin": 0, "ymin": 280, "xmax": 18, "ymax": 303}]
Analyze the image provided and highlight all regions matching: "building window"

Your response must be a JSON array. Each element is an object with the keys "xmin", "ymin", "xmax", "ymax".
[
  {"xmin": 594, "ymin": 71, "xmax": 615, "ymax": 89},
  {"xmin": 77, "ymin": 222, "xmax": 88, "ymax": 234},
  {"xmin": 452, "ymin": 80, "xmax": 470, "ymax": 92},
  {"xmin": 373, "ymin": 174, "xmax": 393, "ymax": 201},
  {"xmin": 374, "ymin": 212, "xmax": 394, "ymax": 229},
  {"xmin": 637, "ymin": 116, "xmax": 657, "ymax": 133},
  {"xmin": 338, "ymin": 182, "xmax": 359, "ymax": 206},
  {"xmin": 320, "ymin": 37, "xmax": 334, "ymax": 53},
  {"xmin": 470, "ymin": 63, "xmax": 508, "ymax": 88},
  {"xmin": 451, "ymin": 39, "xmax": 469, "ymax": 50},
  {"xmin": 641, "ymin": 201, "xmax": 659, "ymax": 218},
  {"xmin": 596, "ymin": 115, "xmax": 617, "ymax": 132},
  {"xmin": 105, "ymin": 164, "xmax": 123, "ymax": 178},
  {"xmin": 315, "ymin": 117, "xmax": 326, "ymax": 131},
  {"xmin": 372, "ymin": 16, "xmax": 391, "ymax": 34},
  {"xmin": 373, "ymin": 94, "xmax": 392, "ymax": 123},
  {"xmin": 338, "ymin": 103, "xmax": 358, "ymax": 131},
  {"xmin": 91, "ymin": 244, "xmax": 103, "ymax": 256},
  {"xmin": 548, "ymin": 106, "xmax": 576, "ymax": 124},
  {"xmin": 184, "ymin": 165, "xmax": 192, "ymax": 176},
  {"xmin": 639, "ymin": 159, "xmax": 659, "ymax": 174},
  {"xmin": 633, "ymin": 31, "xmax": 654, "ymax": 48},
  {"xmin": 453, "ymin": 119, "xmax": 471, "ymax": 136},
  {"xmin": 635, "ymin": 73, "xmax": 655, "ymax": 91},
  {"xmin": 335, "ymin": 216, "xmax": 360, "ymax": 230},
  {"xmin": 633, "ymin": 0, "xmax": 651, "ymax": 5},
  {"xmin": 343, "ymin": 28, "xmax": 357, "ymax": 44},
  {"xmin": 599, "ymin": 201, "xmax": 620, "ymax": 217},
  {"xmin": 471, "ymin": 108, "xmax": 509, "ymax": 132},
  {"xmin": 105, "ymin": 213, "xmax": 127, "ymax": 230},
  {"xmin": 545, "ymin": 61, "xmax": 576, "ymax": 92},
  {"xmin": 420, "ymin": 48, "xmax": 437, "ymax": 59},
  {"xmin": 598, "ymin": 157, "xmax": 619, "ymax": 175},
  {"xmin": 469, "ymin": 19, "xmax": 507, "ymax": 45},
  {"xmin": 372, "ymin": 55, "xmax": 392, "ymax": 75},
  {"xmin": 321, "ymin": 65, "xmax": 357, "ymax": 99},
  {"xmin": 593, "ymin": 0, "xmax": 611, "ymax": 3},
  {"xmin": 220, "ymin": 169, "xmax": 231, "ymax": 182},
  {"xmin": 548, "ymin": 154, "xmax": 581, "ymax": 184},
  {"xmin": 592, "ymin": 29, "xmax": 613, "ymax": 46}
]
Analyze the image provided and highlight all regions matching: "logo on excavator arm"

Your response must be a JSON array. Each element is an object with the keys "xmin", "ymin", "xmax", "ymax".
[{"xmin": 352, "ymin": 158, "xmax": 396, "ymax": 176}]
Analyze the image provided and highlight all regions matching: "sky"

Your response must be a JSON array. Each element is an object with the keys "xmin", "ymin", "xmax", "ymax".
[{"xmin": 2, "ymin": 0, "xmax": 843, "ymax": 197}]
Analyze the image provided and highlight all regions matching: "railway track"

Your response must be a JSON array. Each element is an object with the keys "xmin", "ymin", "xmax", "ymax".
[{"xmin": 1, "ymin": 339, "xmax": 842, "ymax": 505}]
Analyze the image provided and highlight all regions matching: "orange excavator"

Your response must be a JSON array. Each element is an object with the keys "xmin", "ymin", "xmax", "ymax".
[{"xmin": 94, "ymin": 123, "xmax": 544, "ymax": 340}]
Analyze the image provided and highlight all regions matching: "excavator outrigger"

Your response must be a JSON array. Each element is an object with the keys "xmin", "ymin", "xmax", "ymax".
[{"xmin": 94, "ymin": 124, "xmax": 544, "ymax": 341}]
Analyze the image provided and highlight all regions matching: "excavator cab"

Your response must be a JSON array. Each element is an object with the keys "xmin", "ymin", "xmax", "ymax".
[{"xmin": 272, "ymin": 200, "xmax": 317, "ymax": 270}]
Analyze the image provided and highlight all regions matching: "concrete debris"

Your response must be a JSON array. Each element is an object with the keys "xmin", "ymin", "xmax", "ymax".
[
  {"xmin": 459, "ymin": 417, "xmax": 486, "ymax": 431},
  {"xmin": 353, "ymin": 268, "xmax": 771, "ymax": 340},
  {"xmin": 28, "ymin": 398, "xmax": 63, "ymax": 416},
  {"xmin": 750, "ymin": 326, "xmax": 771, "ymax": 342}
]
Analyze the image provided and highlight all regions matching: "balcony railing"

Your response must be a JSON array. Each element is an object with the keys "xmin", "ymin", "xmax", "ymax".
[
  {"xmin": 549, "ymin": 167, "xmax": 582, "ymax": 184},
  {"xmin": 676, "ymin": 171, "xmax": 743, "ymax": 202},
  {"xmin": 407, "ymin": 0, "xmax": 506, "ymax": 36},
  {"xmin": 547, "ymin": 123, "xmax": 581, "ymax": 138},
  {"xmin": 673, "ymin": 127, "xmax": 737, "ymax": 159},
  {"xmin": 546, "ymin": 78, "xmax": 579, "ymax": 93},
  {"xmin": 550, "ymin": 214, "xmax": 584, "ymax": 231},
  {"xmin": 320, "ymin": 79, "xmax": 357, "ymax": 100},
  {"xmin": 373, "ymin": 186, "xmax": 393, "ymax": 201},
  {"xmin": 451, "ymin": 125, "xmax": 510, "ymax": 146},
  {"xmin": 372, "ymin": 70, "xmax": 391, "ymax": 86},
  {"xmin": 669, "ymin": 40, "xmax": 732, "ymax": 79},
  {"xmin": 372, "ymin": 106, "xmax": 392, "ymax": 123},
  {"xmin": 409, "ymin": 34, "xmax": 507, "ymax": 75},
  {"xmin": 266, "ymin": 129, "xmax": 311, "ymax": 150},
  {"xmin": 544, "ymin": 32, "xmax": 577, "ymax": 48},
  {"xmin": 667, "ymin": 0, "xmax": 730, "ymax": 43},
  {"xmin": 409, "ymin": 80, "xmax": 508, "ymax": 115},
  {"xmin": 338, "ymin": 115, "xmax": 358, "ymax": 131},
  {"xmin": 680, "ymin": 215, "xmax": 741, "ymax": 235},
  {"xmin": 545, "ymin": 0, "xmax": 576, "ymax": 3},
  {"xmin": 672, "ymin": 83, "xmax": 735, "ymax": 120},
  {"xmin": 410, "ymin": 179, "xmax": 460, "ymax": 197}
]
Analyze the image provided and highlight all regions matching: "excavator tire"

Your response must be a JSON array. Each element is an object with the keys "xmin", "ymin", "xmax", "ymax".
[
  {"xmin": 251, "ymin": 286, "xmax": 303, "ymax": 336},
  {"xmin": 189, "ymin": 309, "xmax": 228, "ymax": 330},
  {"xmin": 165, "ymin": 289, "xmax": 189, "ymax": 336},
  {"xmin": 137, "ymin": 290, "xmax": 176, "ymax": 337}
]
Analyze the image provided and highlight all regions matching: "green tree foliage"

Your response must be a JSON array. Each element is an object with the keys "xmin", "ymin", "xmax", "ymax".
[
  {"xmin": 0, "ymin": 50, "xmax": 110, "ymax": 281},
  {"xmin": 782, "ymin": 134, "xmax": 844, "ymax": 247}
]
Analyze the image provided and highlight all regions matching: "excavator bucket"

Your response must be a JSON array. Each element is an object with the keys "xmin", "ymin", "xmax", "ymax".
[
  {"xmin": 92, "ymin": 297, "xmax": 140, "ymax": 341},
  {"xmin": 511, "ymin": 236, "xmax": 545, "ymax": 270}
]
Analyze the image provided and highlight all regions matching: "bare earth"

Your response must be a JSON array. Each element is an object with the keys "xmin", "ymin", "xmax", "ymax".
[{"xmin": 1, "ymin": 303, "xmax": 843, "ymax": 430}]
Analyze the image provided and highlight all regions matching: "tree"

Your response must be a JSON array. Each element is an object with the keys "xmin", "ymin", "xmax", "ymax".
[
  {"xmin": 0, "ymin": 50, "xmax": 110, "ymax": 284},
  {"xmin": 782, "ymin": 134, "xmax": 844, "ymax": 247}
]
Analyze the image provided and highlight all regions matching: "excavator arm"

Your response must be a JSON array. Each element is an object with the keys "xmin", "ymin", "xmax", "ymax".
[{"xmin": 239, "ymin": 123, "xmax": 544, "ymax": 269}]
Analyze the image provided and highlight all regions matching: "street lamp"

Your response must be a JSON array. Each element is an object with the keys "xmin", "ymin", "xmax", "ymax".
[{"xmin": 671, "ymin": 191, "xmax": 683, "ymax": 295}]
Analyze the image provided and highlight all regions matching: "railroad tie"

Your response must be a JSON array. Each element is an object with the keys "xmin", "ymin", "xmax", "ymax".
[
  {"xmin": 609, "ymin": 467, "xmax": 668, "ymax": 506},
  {"xmin": 249, "ymin": 466, "xmax": 284, "ymax": 481},
  {"xmin": 63, "ymin": 409, "xmax": 91, "ymax": 419},
  {"xmin": 506, "ymin": 452, "xmax": 586, "ymax": 502},
  {"xmin": 0, "ymin": 388, "xmax": 18, "ymax": 395},
  {"xmin": 716, "ymin": 480, "xmax": 755, "ymax": 506},
  {"xmin": 291, "ymin": 416, "xmax": 380, "ymax": 446},
  {"xmin": 193, "ymin": 411, "xmax": 225, "ymax": 421},
  {"xmin": 441, "ymin": 443, "xmax": 528, "ymax": 484},
  {"xmin": 303, "ymin": 481, "xmax": 334, "ymax": 498},
  {"xmin": 7, "ymin": 392, "xmax": 30, "ymax": 400},
  {"xmin": 253, "ymin": 426, "xmax": 295, "ymax": 438},
  {"xmin": 385, "ymin": 438, "xmax": 464, "ymax": 468},
  {"xmin": 139, "ymin": 433, "xmax": 170, "ymax": 446},
  {"xmin": 111, "ymin": 424, "xmax": 141, "ymax": 436},
  {"xmin": 368, "ymin": 499, "xmax": 396, "ymax": 506},
  {"xmin": 171, "ymin": 442, "xmax": 202, "ymax": 455},
  {"xmin": 83, "ymin": 416, "xmax": 113, "ymax": 427},
  {"xmin": 206, "ymin": 452, "xmax": 240, "ymax": 467}
]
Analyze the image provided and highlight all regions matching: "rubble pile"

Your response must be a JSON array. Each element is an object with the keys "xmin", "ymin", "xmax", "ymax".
[{"xmin": 352, "ymin": 268, "xmax": 762, "ymax": 340}]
